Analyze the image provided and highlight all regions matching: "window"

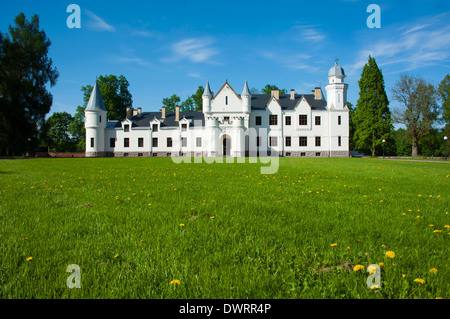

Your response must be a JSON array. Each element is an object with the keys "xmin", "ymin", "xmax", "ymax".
[
  {"xmin": 299, "ymin": 115, "xmax": 307, "ymax": 125},
  {"xmin": 301, "ymin": 152, "xmax": 306, "ymax": 157},
  {"xmin": 166, "ymin": 153, "xmax": 171, "ymax": 157},
  {"xmin": 269, "ymin": 136, "xmax": 278, "ymax": 147},
  {"xmin": 138, "ymin": 138, "xmax": 144, "ymax": 148},
  {"xmin": 285, "ymin": 152, "xmax": 291, "ymax": 157},
  {"xmin": 285, "ymin": 136, "xmax": 291, "ymax": 147},
  {"xmin": 256, "ymin": 136, "xmax": 261, "ymax": 147},
  {"xmin": 224, "ymin": 117, "xmax": 230, "ymax": 124},
  {"xmin": 152, "ymin": 153, "xmax": 157, "ymax": 157},
  {"xmin": 124, "ymin": 138, "xmax": 129, "ymax": 148},
  {"xmin": 90, "ymin": 138, "xmax": 94, "ymax": 148},
  {"xmin": 315, "ymin": 116, "xmax": 321, "ymax": 126},
  {"xmin": 316, "ymin": 152, "xmax": 321, "ymax": 157},
  {"xmin": 124, "ymin": 153, "xmax": 129, "ymax": 157},
  {"xmin": 338, "ymin": 116, "xmax": 342, "ymax": 125},
  {"xmin": 181, "ymin": 124, "xmax": 187, "ymax": 131},
  {"xmin": 285, "ymin": 116, "xmax": 291, "ymax": 126},
  {"xmin": 315, "ymin": 136, "xmax": 321, "ymax": 147},
  {"xmin": 152, "ymin": 137, "xmax": 158, "ymax": 148},
  {"xmin": 182, "ymin": 137, "xmax": 187, "ymax": 147},
  {"xmin": 299, "ymin": 136, "xmax": 307, "ymax": 147},
  {"xmin": 269, "ymin": 115, "xmax": 278, "ymax": 126},
  {"xmin": 225, "ymin": 96, "xmax": 228, "ymax": 105},
  {"xmin": 99, "ymin": 115, "xmax": 102, "ymax": 123},
  {"xmin": 338, "ymin": 136, "xmax": 342, "ymax": 147},
  {"xmin": 110, "ymin": 138, "xmax": 115, "ymax": 148},
  {"xmin": 124, "ymin": 124, "xmax": 130, "ymax": 132},
  {"xmin": 152, "ymin": 124, "xmax": 158, "ymax": 132},
  {"xmin": 167, "ymin": 137, "xmax": 173, "ymax": 148},
  {"xmin": 138, "ymin": 153, "xmax": 143, "ymax": 157},
  {"xmin": 255, "ymin": 116, "xmax": 262, "ymax": 126},
  {"xmin": 196, "ymin": 137, "xmax": 202, "ymax": 147}
]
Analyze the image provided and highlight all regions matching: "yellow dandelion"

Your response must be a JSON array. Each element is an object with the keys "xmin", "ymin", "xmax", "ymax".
[
  {"xmin": 139, "ymin": 240, "xmax": 144, "ymax": 243},
  {"xmin": 385, "ymin": 251, "xmax": 395, "ymax": 258},
  {"xmin": 210, "ymin": 216, "xmax": 215, "ymax": 219},
  {"xmin": 437, "ymin": 195, "xmax": 441, "ymax": 198},
  {"xmin": 430, "ymin": 268, "xmax": 438, "ymax": 274},
  {"xmin": 170, "ymin": 279, "xmax": 181, "ymax": 285},
  {"xmin": 444, "ymin": 225, "xmax": 450, "ymax": 228},
  {"xmin": 414, "ymin": 278, "xmax": 425, "ymax": 284},
  {"xmin": 408, "ymin": 209, "xmax": 412, "ymax": 212},
  {"xmin": 378, "ymin": 262, "xmax": 384, "ymax": 268},
  {"xmin": 330, "ymin": 243, "xmax": 338, "ymax": 247},
  {"xmin": 402, "ymin": 213, "xmax": 406, "ymax": 216},
  {"xmin": 429, "ymin": 224, "xmax": 434, "ymax": 227},
  {"xmin": 114, "ymin": 254, "xmax": 119, "ymax": 258},
  {"xmin": 402, "ymin": 274, "xmax": 406, "ymax": 278},
  {"xmin": 416, "ymin": 216, "xmax": 421, "ymax": 219},
  {"xmin": 433, "ymin": 230, "xmax": 443, "ymax": 233},
  {"xmin": 26, "ymin": 257, "xmax": 32, "ymax": 261},
  {"xmin": 179, "ymin": 224, "xmax": 185, "ymax": 227},
  {"xmin": 370, "ymin": 285, "xmax": 379, "ymax": 290},
  {"xmin": 148, "ymin": 203, "xmax": 152, "ymax": 206},
  {"xmin": 418, "ymin": 194, "xmax": 422, "ymax": 197},
  {"xmin": 353, "ymin": 265, "xmax": 365, "ymax": 272},
  {"xmin": 367, "ymin": 265, "xmax": 377, "ymax": 275}
]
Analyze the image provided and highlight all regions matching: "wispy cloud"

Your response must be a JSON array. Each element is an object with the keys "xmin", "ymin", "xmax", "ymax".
[
  {"xmin": 260, "ymin": 51, "xmax": 319, "ymax": 72},
  {"xmin": 347, "ymin": 12, "xmax": 450, "ymax": 76},
  {"xmin": 115, "ymin": 56, "xmax": 151, "ymax": 67},
  {"xmin": 293, "ymin": 24, "xmax": 326, "ymax": 43},
  {"xmin": 162, "ymin": 38, "xmax": 219, "ymax": 64},
  {"xmin": 84, "ymin": 9, "xmax": 115, "ymax": 32}
]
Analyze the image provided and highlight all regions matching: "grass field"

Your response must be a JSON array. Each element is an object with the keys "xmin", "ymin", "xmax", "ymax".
[{"xmin": 0, "ymin": 157, "xmax": 448, "ymax": 299}]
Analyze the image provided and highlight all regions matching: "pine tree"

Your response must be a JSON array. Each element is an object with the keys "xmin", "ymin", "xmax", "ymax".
[{"xmin": 353, "ymin": 56, "xmax": 393, "ymax": 156}]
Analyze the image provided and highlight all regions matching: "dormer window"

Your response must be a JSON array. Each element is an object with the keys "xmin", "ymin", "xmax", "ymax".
[
  {"xmin": 152, "ymin": 124, "xmax": 158, "ymax": 132},
  {"xmin": 124, "ymin": 124, "xmax": 130, "ymax": 132},
  {"xmin": 181, "ymin": 123, "xmax": 187, "ymax": 131}
]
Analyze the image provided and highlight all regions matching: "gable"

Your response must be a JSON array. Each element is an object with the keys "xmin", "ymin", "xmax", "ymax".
[{"xmin": 211, "ymin": 82, "xmax": 242, "ymax": 112}]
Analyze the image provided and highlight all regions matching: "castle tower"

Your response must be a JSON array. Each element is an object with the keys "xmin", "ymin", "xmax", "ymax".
[
  {"xmin": 241, "ymin": 80, "xmax": 251, "ymax": 114},
  {"xmin": 85, "ymin": 81, "xmax": 107, "ymax": 157},
  {"xmin": 202, "ymin": 80, "xmax": 212, "ymax": 114},
  {"xmin": 325, "ymin": 60, "xmax": 349, "ymax": 110}
]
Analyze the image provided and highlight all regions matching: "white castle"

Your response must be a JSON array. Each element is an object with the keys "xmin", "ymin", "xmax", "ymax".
[{"xmin": 85, "ymin": 61, "xmax": 349, "ymax": 158}]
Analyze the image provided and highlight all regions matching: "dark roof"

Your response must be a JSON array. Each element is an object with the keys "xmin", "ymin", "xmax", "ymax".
[
  {"xmin": 107, "ymin": 111, "xmax": 205, "ymax": 128},
  {"xmin": 251, "ymin": 94, "xmax": 327, "ymax": 111}
]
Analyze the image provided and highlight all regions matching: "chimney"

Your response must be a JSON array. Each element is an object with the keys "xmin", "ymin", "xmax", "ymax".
[
  {"xmin": 161, "ymin": 106, "xmax": 166, "ymax": 118},
  {"xmin": 314, "ymin": 87, "xmax": 322, "ymax": 100},
  {"xmin": 133, "ymin": 109, "xmax": 138, "ymax": 116},
  {"xmin": 271, "ymin": 89, "xmax": 280, "ymax": 100},
  {"xmin": 175, "ymin": 106, "xmax": 180, "ymax": 121},
  {"xmin": 290, "ymin": 89, "xmax": 295, "ymax": 100},
  {"xmin": 126, "ymin": 107, "xmax": 133, "ymax": 119},
  {"xmin": 137, "ymin": 107, "xmax": 142, "ymax": 115}
]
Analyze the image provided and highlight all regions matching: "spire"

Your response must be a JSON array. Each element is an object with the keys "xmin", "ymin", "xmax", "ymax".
[
  {"xmin": 86, "ymin": 81, "xmax": 107, "ymax": 111},
  {"xmin": 203, "ymin": 80, "xmax": 212, "ymax": 97},
  {"xmin": 241, "ymin": 80, "xmax": 251, "ymax": 96}
]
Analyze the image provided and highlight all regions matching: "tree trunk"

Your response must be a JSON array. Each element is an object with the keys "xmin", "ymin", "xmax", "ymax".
[
  {"xmin": 412, "ymin": 136, "xmax": 419, "ymax": 157},
  {"xmin": 372, "ymin": 148, "xmax": 376, "ymax": 157}
]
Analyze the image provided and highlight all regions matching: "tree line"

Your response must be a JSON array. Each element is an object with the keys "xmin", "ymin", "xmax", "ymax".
[{"xmin": 1, "ymin": 13, "xmax": 449, "ymax": 156}]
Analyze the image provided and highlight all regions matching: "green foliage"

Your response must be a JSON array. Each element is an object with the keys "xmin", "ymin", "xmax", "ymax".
[
  {"xmin": 393, "ymin": 128, "xmax": 412, "ymax": 156},
  {"xmin": 353, "ymin": 56, "xmax": 393, "ymax": 156},
  {"xmin": 438, "ymin": 74, "xmax": 450, "ymax": 130},
  {"xmin": 42, "ymin": 112, "xmax": 77, "ymax": 152},
  {"xmin": 392, "ymin": 74, "xmax": 439, "ymax": 156},
  {"xmin": 0, "ymin": 158, "xmax": 448, "ymax": 298},
  {"xmin": 0, "ymin": 13, "xmax": 59, "ymax": 155},
  {"xmin": 71, "ymin": 75, "xmax": 133, "ymax": 150},
  {"xmin": 162, "ymin": 94, "xmax": 181, "ymax": 112},
  {"xmin": 262, "ymin": 84, "xmax": 287, "ymax": 95}
]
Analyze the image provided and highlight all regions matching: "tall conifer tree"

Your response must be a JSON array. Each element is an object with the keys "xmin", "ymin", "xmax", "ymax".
[{"xmin": 353, "ymin": 56, "xmax": 393, "ymax": 156}]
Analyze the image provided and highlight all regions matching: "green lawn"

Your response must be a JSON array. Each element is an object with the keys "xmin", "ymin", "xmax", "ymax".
[{"xmin": 0, "ymin": 157, "xmax": 448, "ymax": 299}]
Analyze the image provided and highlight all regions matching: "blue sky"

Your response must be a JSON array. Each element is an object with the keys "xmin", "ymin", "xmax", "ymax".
[{"xmin": 1, "ymin": 0, "xmax": 450, "ymax": 117}]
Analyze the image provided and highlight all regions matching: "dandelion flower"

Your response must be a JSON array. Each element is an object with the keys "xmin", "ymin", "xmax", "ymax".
[
  {"xmin": 429, "ymin": 224, "xmax": 434, "ymax": 227},
  {"xmin": 330, "ymin": 243, "xmax": 338, "ymax": 247},
  {"xmin": 402, "ymin": 274, "xmax": 406, "ymax": 278},
  {"xmin": 26, "ymin": 257, "xmax": 32, "ymax": 261},
  {"xmin": 170, "ymin": 279, "xmax": 181, "ymax": 285},
  {"xmin": 148, "ymin": 203, "xmax": 152, "ymax": 206},
  {"xmin": 114, "ymin": 254, "xmax": 119, "ymax": 258},
  {"xmin": 210, "ymin": 216, "xmax": 215, "ymax": 219},
  {"xmin": 367, "ymin": 265, "xmax": 377, "ymax": 275},
  {"xmin": 430, "ymin": 268, "xmax": 438, "ymax": 274},
  {"xmin": 179, "ymin": 224, "xmax": 185, "ymax": 227},
  {"xmin": 433, "ymin": 230, "xmax": 443, "ymax": 233},
  {"xmin": 414, "ymin": 278, "xmax": 425, "ymax": 284},
  {"xmin": 378, "ymin": 262, "xmax": 384, "ymax": 268},
  {"xmin": 385, "ymin": 251, "xmax": 395, "ymax": 258},
  {"xmin": 353, "ymin": 265, "xmax": 365, "ymax": 272},
  {"xmin": 370, "ymin": 285, "xmax": 379, "ymax": 290}
]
